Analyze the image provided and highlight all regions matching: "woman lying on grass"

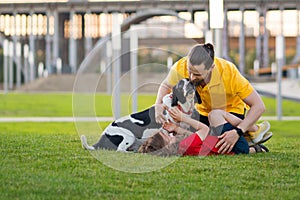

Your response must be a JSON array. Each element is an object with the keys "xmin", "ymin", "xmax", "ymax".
[{"xmin": 138, "ymin": 108, "xmax": 270, "ymax": 156}]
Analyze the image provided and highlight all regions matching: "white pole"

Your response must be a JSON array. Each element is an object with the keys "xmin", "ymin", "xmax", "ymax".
[
  {"xmin": 8, "ymin": 41, "xmax": 14, "ymax": 90},
  {"xmin": 52, "ymin": 9, "xmax": 59, "ymax": 69},
  {"xmin": 56, "ymin": 58, "xmax": 62, "ymax": 74},
  {"xmin": 106, "ymin": 40, "xmax": 112, "ymax": 94},
  {"xmin": 3, "ymin": 39, "xmax": 9, "ymax": 94},
  {"xmin": 167, "ymin": 56, "xmax": 173, "ymax": 70},
  {"xmin": 253, "ymin": 59, "xmax": 259, "ymax": 77},
  {"xmin": 29, "ymin": 11, "xmax": 36, "ymax": 82},
  {"xmin": 214, "ymin": 29, "xmax": 222, "ymax": 57},
  {"xmin": 205, "ymin": 30, "xmax": 213, "ymax": 44},
  {"xmin": 69, "ymin": 10, "xmax": 77, "ymax": 73},
  {"xmin": 271, "ymin": 62, "xmax": 277, "ymax": 77},
  {"xmin": 16, "ymin": 42, "xmax": 21, "ymax": 88},
  {"xmin": 38, "ymin": 62, "xmax": 44, "ymax": 78},
  {"xmin": 29, "ymin": 51, "xmax": 34, "ymax": 81},
  {"xmin": 23, "ymin": 44, "xmax": 29, "ymax": 83},
  {"xmin": 209, "ymin": 0, "xmax": 224, "ymax": 57},
  {"xmin": 130, "ymin": 25, "xmax": 138, "ymax": 113},
  {"xmin": 276, "ymin": 35, "xmax": 284, "ymax": 121},
  {"xmin": 45, "ymin": 10, "xmax": 52, "ymax": 74},
  {"xmin": 112, "ymin": 13, "xmax": 121, "ymax": 119}
]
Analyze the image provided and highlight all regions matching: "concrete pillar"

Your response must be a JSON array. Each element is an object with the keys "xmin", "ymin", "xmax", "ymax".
[
  {"xmin": 8, "ymin": 41, "xmax": 13, "ymax": 89},
  {"xmin": 29, "ymin": 11, "xmax": 36, "ymax": 81},
  {"xmin": 106, "ymin": 40, "xmax": 112, "ymax": 94},
  {"xmin": 209, "ymin": 0, "xmax": 224, "ymax": 58},
  {"xmin": 214, "ymin": 29, "xmax": 222, "ymax": 58},
  {"xmin": 45, "ymin": 10, "xmax": 52, "ymax": 74},
  {"xmin": 16, "ymin": 42, "xmax": 21, "ymax": 88},
  {"xmin": 276, "ymin": 35, "xmax": 285, "ymax": 121},
  {"xmin": 13, "ymin": 12, "xmax": 22, "ymax": 88},
  {"xmin": 3, "ymin": 39, "xmax": 9, "ymax": 93},
  {"xmin": 52, "ymin": 9, "xmax": 59, "ymax": 72},
  {"xmin": 256, "ymin": 7, "xmax": 268, "ymax": 69},
  {"xmin": 23, "ymin": 44, "xmax": 29, "ymax": 83},
  {"xmin": 130, "ymin": 25, "xmax": 138, "ymax": 113},
  {"xmin": 112, "ymin": 13, "xmax": 121, "ymax": 119},
  {"xmin": 292, "ymin": 9, "xmax": 300, "ymax": 64},
  {"xmin": 279, "ymin": 8, "xmax": 286, "ymax": 66},
  {"xmin": 69, "ymin": 10, "xmax": 77, "ymax": 73},
  {"xmin": 239, "ymin": 8, "xmax": 246, "ymax": 75},
  {"xmin": 84, "ymin": 10, "xmax": 93, "ymax": 57},
  {"xmin": 263, "ymin": 9, "xmax": 269, "ymax": 68},
  {"xmin": 222, "ymin": 8, "xmax": 230, "ymax": 61}
]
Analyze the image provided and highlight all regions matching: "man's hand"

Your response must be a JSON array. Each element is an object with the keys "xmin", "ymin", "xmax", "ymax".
[
  {"xmin": 155, "ymin": 103, "xmax": 167, "ymax": 124},
  {"xmin": 215, "ymin": 130, "xmax": 239, "ymax": 154}
]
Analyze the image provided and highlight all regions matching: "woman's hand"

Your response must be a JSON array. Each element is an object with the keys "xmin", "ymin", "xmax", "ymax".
[
  {"xmin": 167, "ymin": 107, "xmax": 184, "ymax": 122},
  {"xmin": 162, "ymin": 122, "xmax": 178, "ymax": 133}
]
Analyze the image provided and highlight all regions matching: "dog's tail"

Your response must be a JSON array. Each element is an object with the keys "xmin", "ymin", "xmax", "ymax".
[{"xmin": 80, "ymin": 135, "xmax": 95, "ymax": 150}]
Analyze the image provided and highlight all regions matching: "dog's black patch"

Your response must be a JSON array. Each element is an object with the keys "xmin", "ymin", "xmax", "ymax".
[
  {"xmin": 112, "ymin": 107, "xmax": 160, "ymax": 139},
  {"xmin": 93, "ymin": 134, "xmax": 123, "ymax": 150},
  {"xmin": 171, "ymin": 79, "xmax": 186, "ymax": 106},
  {"xmin": 130, "ymin": 108, "xmax": 152, "ymax": 126},
  {"xmin": 195, "ymin": 90, "xmax": 202, "ymax": 104}
]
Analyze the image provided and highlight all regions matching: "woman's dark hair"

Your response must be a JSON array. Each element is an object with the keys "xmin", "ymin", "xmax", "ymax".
[
  {"xmin": 187, "ymin": 43, "xmax": 215, "ymax": 69},
  {"xmin": 138, "ymin": 131, "xmax": 180, "ymax": 157}
]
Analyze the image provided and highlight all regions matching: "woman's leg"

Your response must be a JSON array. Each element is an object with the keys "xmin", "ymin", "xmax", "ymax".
[
  {"xmin": 208, "ymin": 110, "xmax": 257, "ymax": 132},
  {"xmin": 208, "ymin": 110, "xmax": 249, "ymax": 154}
]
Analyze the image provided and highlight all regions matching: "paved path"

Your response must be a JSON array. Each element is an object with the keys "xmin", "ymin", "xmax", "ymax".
[
  {"xmin": 0, "ymin": 117, "xmax": 114, "ymax": 122},
  {"xmin": 253, "ymin": 79, "xmax": 300, "ymax": 101},
  {"xmin": 0, "ymin": 116, "xmax": 300, "ymax": 122}
]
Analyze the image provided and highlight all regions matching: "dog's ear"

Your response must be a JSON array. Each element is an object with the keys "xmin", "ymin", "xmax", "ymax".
[
  {"xmin": 171, "ymin": 93, "xmax": 178, "ymax": 106},
  {"xmin": 171, "ymin": 80, "xmax": 186, "ymax": 106},
  {"xmin": 194, "ymin": 90, "xmax": 202, "ymax": 104}
]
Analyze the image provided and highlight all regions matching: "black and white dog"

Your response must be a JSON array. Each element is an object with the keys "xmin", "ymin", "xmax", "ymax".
[{"xmin": 81, "ymin": 78, "xmax": 198, "ymax": 152}]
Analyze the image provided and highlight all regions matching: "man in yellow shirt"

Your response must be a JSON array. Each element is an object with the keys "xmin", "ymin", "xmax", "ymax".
[{"xmin": 155, "ymin": 43, "xmax": 271, "ymax": 154}]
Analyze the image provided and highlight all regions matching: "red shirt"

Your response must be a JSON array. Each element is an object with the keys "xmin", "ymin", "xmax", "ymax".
[{"xmin": 178, "ymin": 133, "xmax": 234, "ymax": 156}]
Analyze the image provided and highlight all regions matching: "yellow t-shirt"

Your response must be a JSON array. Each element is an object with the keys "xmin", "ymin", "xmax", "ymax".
[{"xmin": 167, "ymin": 57, "xmax": 254, "ymax": 116}]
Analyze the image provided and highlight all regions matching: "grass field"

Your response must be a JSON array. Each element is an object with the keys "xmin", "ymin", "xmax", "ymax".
[
  {"xmin": 0, "ymin": 93, "xmax": 300, "ymax": 199},
  {"xmin": 1, "ymin": 93, "xmax": 300, "ymax": 117}
]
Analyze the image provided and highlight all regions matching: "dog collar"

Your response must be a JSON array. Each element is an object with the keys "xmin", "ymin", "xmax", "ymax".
[{"xmin": 177, "ymin": 104, "xmax": 193, "ymax": 115}]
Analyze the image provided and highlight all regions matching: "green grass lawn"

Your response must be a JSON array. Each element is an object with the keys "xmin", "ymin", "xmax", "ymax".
[
  {"xmin": 1, "ymin": 93, "xmax": 300, "ymax": 117},
  {"xmin": 0, "ymin": 93, "xmax": 156, "ymax": 117},
  {"xmin": 0, "ymin": 121, "xmax": 299, "ymax": 200},
  {"xmin": 0, "ymin": 93, "xmax": 299, "ymax": 199}
]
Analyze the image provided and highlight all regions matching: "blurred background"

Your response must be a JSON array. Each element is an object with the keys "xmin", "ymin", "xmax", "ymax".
[{"xmin": 0, "ymin": 0, "xmax": 299, "ymax": 94}]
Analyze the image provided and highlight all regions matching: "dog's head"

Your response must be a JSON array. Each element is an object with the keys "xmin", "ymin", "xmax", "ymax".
[{"xmin": 171, "ymin": 79, "xmax": 195, "ymax": 106}]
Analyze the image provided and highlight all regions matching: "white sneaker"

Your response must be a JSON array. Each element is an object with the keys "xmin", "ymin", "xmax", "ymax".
[
  {"xmin": 249, "ymin": 121, "xmax": 271, "ymax": 144},
  {"xmin": 248, "ymin": 132, "xmax": 273, "ymax": 147}
]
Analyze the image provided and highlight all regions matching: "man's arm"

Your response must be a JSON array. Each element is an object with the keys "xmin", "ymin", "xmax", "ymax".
[
  {"xmin": 155, "ymin": 79, "xmax": 172, "ymax": 105},
  {"xmin": 154, "ymin": 79, "xmax": 172, "ymax": 124},
  {"xmin": 216, "ymin": 90, "xmax": 266, "ymax": 154},
  {"xmin": 236, "ymin": 90, "xmax": 266, "ymax": 133}
]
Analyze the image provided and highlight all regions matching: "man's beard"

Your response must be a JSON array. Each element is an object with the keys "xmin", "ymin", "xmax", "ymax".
[{"xmin": 191, "ymin": 80, "xmax": 204, "ymax": 87}]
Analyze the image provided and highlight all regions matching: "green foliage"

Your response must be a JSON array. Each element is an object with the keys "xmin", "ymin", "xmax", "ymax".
[{"xmin": 0, "ymin": 122, "xmax": 299, "ymax": 200}]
